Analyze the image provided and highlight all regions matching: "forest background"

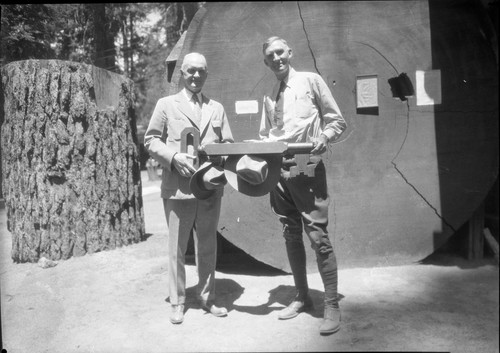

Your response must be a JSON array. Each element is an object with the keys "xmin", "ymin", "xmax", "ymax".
[{"xmin": 0, "ymin": 3, "xmax": 202, "ymax": 130}]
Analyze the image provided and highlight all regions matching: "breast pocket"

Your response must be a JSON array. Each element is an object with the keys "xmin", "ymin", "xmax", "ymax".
[{"xmin": 294, "ymin": 91, "xmax": 317, "ymax": 119}]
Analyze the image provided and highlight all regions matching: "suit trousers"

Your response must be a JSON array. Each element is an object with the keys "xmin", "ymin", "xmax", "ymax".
[
  {"xmin": 270, "ymin": 160, "xmax": 339, "ymax": 307},
  {"xmin": 163, "ymin": 195, "xmax": 222, "ymax": 305}
]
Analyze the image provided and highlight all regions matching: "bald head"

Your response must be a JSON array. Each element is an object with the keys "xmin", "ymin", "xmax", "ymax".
[
  {"xmin": 180, "ymin": 52, "xmax": 208, "ymax": 93},
  {"xmin": 181, "ymin": 52, "xmax": 207, "ymax": 71}
]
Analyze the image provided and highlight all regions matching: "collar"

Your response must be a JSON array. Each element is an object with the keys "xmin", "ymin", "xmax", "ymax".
[
  {"xmin": 287, "ymin": 67, "xmax": 296, "ymax": 81},
  {"xmin": 273, "ymin": 67, "xmax": 296, "ymax": 97},
  {"xmin": 182, "ymin": 88, "xmax": 202, "ymax": 103},
  {"xmin": 279, "ymin": 67, "xmax": 296, "ymax": 86}
]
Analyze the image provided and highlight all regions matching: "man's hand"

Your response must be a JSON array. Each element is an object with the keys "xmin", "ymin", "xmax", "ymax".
[
  {"xmin": 172, "ymin": 153, "xmax": 197, "ymax": 177},
  {"xmin": 310, "ymin": 134, "xmax": 329, "ymax": 155}
]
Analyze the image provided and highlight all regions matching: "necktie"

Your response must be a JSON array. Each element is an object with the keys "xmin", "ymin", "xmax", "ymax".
[
  {"xmin": 274, "ymin": 81, "xmax": 286, "ymax": 129},
  {"xmin": 275, "ymin": 80, "xmax": 286, "ymax": 102},
  {"xmin": 192, "ymin": 94, "xmax": 202, "ymax": 125}
]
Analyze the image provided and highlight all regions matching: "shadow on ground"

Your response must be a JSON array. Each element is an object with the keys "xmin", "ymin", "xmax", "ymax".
[
  {"xmin": 165, "ymin": 280, "xmax": 346, "ymax": 319},
  {"xmin": 184, "ymin": 232, "xmax": 288, "ymax": 276}
]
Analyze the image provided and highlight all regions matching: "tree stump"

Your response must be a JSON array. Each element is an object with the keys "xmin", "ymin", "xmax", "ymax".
[{"xmin": 0, "ymin": 60, "xmax": 145, "ymax": 263}]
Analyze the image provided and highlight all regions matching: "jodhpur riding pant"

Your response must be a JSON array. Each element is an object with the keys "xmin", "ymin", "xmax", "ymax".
[{"xmin": 270, "ymin": 159, "xmax": 339, "ymax": 308}]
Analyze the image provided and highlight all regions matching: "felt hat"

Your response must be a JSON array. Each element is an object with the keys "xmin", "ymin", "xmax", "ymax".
[
  {"xmin": 224, "ymin": 154, "xmax": 282, "ymax": 197},
  {"xmin": 189, "ymin": 161, "xmax": 227, "ymax": 200}
]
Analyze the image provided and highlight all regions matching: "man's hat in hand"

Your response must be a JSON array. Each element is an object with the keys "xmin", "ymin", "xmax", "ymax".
[
  {"xmin": 224, "ymin": 154, "xmax": 282, "ymax": 197},
  {"xmin": 190, "ymin": 161, "xmax": 227, "ymax": 200}
]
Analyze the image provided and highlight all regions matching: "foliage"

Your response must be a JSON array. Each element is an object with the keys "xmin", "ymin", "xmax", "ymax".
[
  {"xmin": 0, "ymin": 4, "xmax": 56, "ymax": 63},
  {"xmin": 0, "ymin": 3, "xmax": 203, "ymax": 126}
]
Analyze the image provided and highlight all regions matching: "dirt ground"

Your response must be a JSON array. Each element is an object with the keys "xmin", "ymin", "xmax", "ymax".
[{"xmin": 1, "ymin": 173, "xmax": 498, "ymax": 353}]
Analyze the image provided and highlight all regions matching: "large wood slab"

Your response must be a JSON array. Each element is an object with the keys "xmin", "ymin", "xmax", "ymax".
[{"xmin": 169, "ymin": 1, "xmax": 498, "ymax": 270}]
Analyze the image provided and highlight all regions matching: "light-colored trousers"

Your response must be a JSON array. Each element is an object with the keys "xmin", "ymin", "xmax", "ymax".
[{"xmin": 163, "ymin": 196, "xmax": 221, "ymax": 305}]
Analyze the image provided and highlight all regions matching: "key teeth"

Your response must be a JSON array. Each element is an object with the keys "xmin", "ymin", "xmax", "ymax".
[{"xmin": 289, "ymin": 154, "xmax": 315, "ymax": 178}]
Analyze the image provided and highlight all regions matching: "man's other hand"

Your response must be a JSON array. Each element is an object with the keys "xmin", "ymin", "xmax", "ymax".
[
  {"xmin": 172, "ymin": 153, "xmax": 197, "ymax": 177},
  {"xmin": 310, "ymin": 135, "xmax": 329, "ymax": 155}
]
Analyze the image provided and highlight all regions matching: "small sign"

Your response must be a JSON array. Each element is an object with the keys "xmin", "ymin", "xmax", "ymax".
[
  {"xmin": 356, "ymin": 75, "xmax": 378, "ymax": 108},
  {"xmin": 235, "ymin": 100, "xmax": 259, "ymax": 114},
  {"xmin": 416, "ymin": 70, "xmax": 441, "ymax": 106}
]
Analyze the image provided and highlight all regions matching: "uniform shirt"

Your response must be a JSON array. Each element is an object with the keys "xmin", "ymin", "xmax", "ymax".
[{"xmin": 259, "ymin": 67, "xmax": 346, "ymax": 143}]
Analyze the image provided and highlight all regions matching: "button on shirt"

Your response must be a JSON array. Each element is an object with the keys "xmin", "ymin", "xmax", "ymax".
[{"xmin": 259, "ymin": 68, "xmax": 346, "ymax": 143}]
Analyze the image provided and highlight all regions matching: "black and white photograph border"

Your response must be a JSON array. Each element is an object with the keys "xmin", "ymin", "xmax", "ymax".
[{"xmin": 1, "ymin": 1, "xmax": 499, "ymax": 353}]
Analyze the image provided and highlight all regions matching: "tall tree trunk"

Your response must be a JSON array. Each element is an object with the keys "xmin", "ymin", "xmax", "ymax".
[
  {"xmin": 92, "ymin": 3, "xmax": 116, "ymax": 72},
  {"xmin": 129, "ymin": 14, "xmax": 135, "ymax": 79},
  {"xmin": 121, "ymin": 22, "xmax": 130, "ymax": 76},
  {"xmin": 0, "ymin": 59, "xmax": 145, "ymax": 263},
  {"xmin": 0, "ymin": 82, "xmax": 3, "ymax": 204}
]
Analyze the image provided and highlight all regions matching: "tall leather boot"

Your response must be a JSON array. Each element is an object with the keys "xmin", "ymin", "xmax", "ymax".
[
  {"xmin": 316, "ymin": 250, "xmax": 341, "ymax": 334},
  {"xmin": 277, "ymin": 239, "xmax": 313, "ymax": 319},
  {"xmin": 286, "ymin": 239, "xmax": 309, "ymax": 300}
]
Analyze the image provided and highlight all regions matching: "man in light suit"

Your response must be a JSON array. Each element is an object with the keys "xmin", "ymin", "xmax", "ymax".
[{"xmin": 144, "ymin": 52, "xmax": 234, "ymax": 324}]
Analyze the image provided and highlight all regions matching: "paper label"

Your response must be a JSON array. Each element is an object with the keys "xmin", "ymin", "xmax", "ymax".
[
  {"xmin": 235, "ymin": 100, "xmax": 259, "ymax": 114},
  {"xmin": 416, "ymin": 70, "xmax": 441, "ymax": 106},
  {"xmin": 356, "ymin": 75, "xmax": 378, "ymax": 108}
]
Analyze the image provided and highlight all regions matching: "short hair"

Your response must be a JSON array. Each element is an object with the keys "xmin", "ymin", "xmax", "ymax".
[{"xmin": 262, "ymin": 36, "xmax": 290, "ymax": 53}]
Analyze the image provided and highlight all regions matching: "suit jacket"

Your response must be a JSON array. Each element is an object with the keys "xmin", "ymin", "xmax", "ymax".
[{"xmin": 144, "ymin": 90, "xmax": 234, "ymax": 199}]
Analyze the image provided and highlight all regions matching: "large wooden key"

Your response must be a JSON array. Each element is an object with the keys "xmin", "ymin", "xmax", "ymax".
[
  {"xmin": 180, "ymin": 127, "xmax": 200, "ymax": 169},
  {"xmin": 198, "ymin": 138, "xmax": 316, "ymax": 177},
  {"xmin": 290, "ymin": 154, "xmax": 316, "ymax": 177}
]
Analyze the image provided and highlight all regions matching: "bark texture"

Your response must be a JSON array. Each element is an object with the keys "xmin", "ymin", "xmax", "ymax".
[{"xmin": 1, "ymin": 59, "xmax": 145, "ymax": 263}]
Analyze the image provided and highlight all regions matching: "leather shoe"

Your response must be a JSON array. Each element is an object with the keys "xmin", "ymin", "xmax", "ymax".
[
  {"xmin": 170, "ymin": 304, "xmax": 184, "ymax": 324},
  {"xmin": 202, "ymin": 303, "xmax": 228, "ymax": 317},
  {"xmin": 319, "ymin": 306, "xmax": 341, "ymax": 335},
  {"xmin": 278, "ymin": 296, "xmax": 314, "ymax": 320}
]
